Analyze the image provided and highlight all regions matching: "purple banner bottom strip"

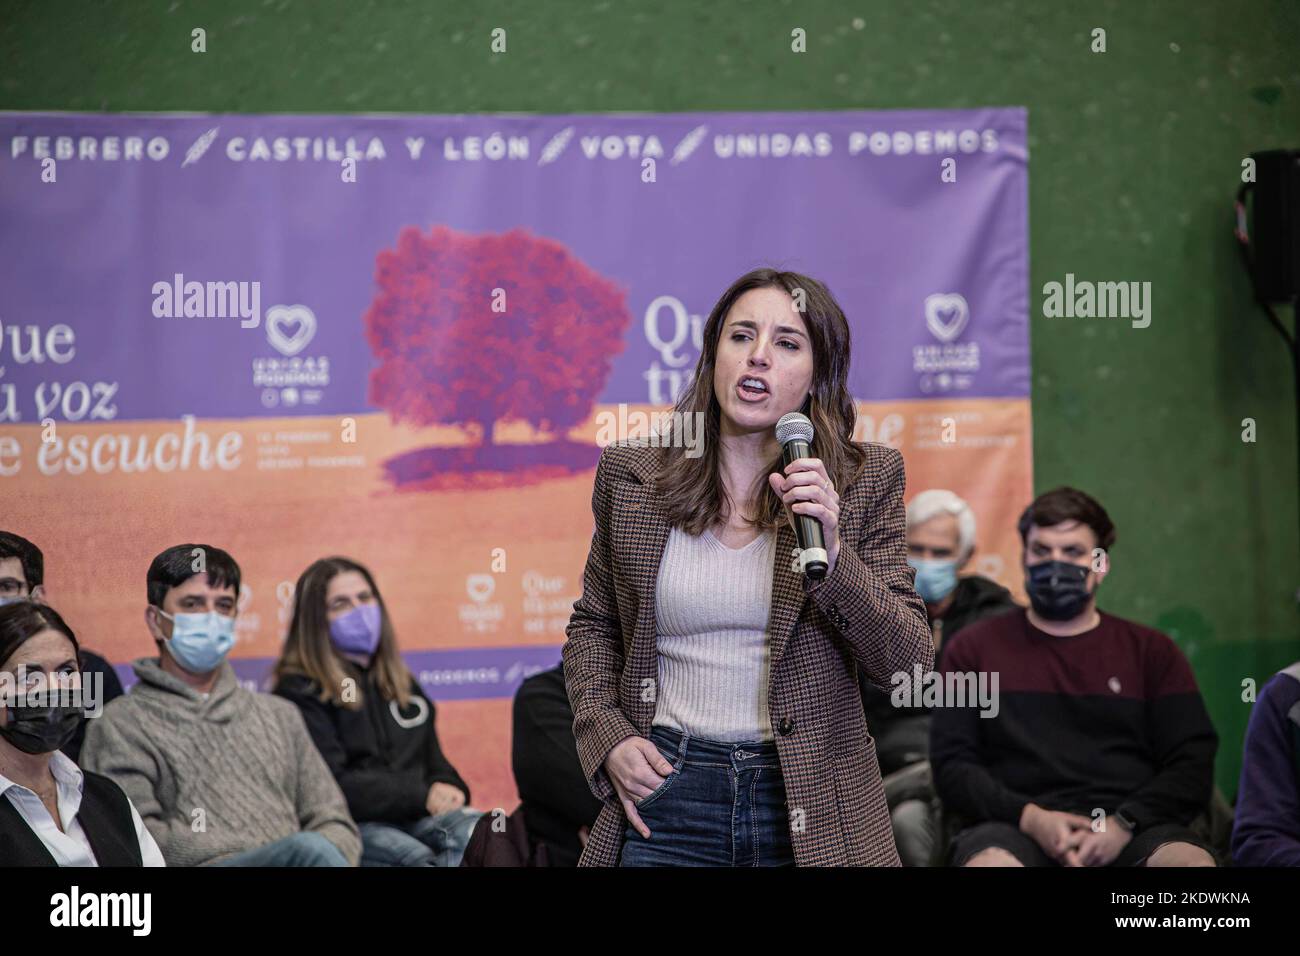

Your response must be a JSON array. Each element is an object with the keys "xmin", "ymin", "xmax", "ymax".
[{"xmin": 113, "ymin": 645, "xmax": 566, "ymax": 702}]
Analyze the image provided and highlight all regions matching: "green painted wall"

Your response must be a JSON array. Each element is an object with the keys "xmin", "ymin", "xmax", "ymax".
[{"xmin": 3, "ymin": 0, "xmax": 1299, "ymax": 799}]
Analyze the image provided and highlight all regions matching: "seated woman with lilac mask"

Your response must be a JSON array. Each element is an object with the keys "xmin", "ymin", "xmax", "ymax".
[{"xmin": 273, "ymin": 557, "xmax": 482, "ymax": 866}]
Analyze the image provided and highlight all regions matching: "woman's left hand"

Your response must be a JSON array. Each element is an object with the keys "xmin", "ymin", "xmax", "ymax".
[{"xmin": 769, "ymin": 457, "xmax": 841, "ymax": 574}]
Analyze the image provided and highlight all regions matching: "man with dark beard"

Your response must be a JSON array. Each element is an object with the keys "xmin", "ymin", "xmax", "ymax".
[{"xmin": 931, "ymin": 488, "xmax": 1219, "ymax": 867}]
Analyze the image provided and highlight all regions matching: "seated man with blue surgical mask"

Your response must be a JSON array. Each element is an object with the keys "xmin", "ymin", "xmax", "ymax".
[
  {"xmin": 81, "ymin": 544, "xmax": 361, "ymax": 867},
  {"xmin": 860, "ymin": 489, "xmax": 1016, "ymax": 865}
]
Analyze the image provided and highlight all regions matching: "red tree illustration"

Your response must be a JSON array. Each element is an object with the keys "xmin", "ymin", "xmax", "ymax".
[{"xmin": 364, "ymin": 226, "xmax": 630, "ymax": 451}]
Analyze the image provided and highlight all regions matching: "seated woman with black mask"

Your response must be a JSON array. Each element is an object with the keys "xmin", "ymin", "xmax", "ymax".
[{"xmin": 0, "ymin": 600, "xmax": 163, "ymax": 866}]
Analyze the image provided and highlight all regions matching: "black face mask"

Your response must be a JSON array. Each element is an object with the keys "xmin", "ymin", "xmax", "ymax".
[
  {"xmin": 1024, "ymin": 559, "xmax": 1093, "ymax": 621},
  {"xmin": 0, "ymin": 697, "xmax": 84, "ymax": 755}
]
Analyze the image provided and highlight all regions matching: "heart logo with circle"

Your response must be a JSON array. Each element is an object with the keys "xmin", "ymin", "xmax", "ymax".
[
  {"xmin": 466, "ymin": 573, "xmax": 495, "ymax": 603},
  {"xmin": 265, "ymin": 304, "xmax": 317, "ymax": 356},
  {"xmin": 924, "ymin": 293, "xmax": 970, "ymax": 343}
]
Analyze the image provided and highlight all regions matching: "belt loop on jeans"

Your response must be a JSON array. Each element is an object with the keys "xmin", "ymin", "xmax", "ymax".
[{"xmin": 654, "ymin": 725, "xmax": 690, "ymax": 763}]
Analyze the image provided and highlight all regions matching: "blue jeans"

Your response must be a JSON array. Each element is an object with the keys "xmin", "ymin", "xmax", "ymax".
[
  {"xmin": 619, "ymin": 725, "xmax": 794, "ymax": 867},
  {"xmin": 359, "ymin": 808, "xmax": 484, "ymax": 866},
  {"xmin": 212, "ymin": 831, "xmax": 349, "ymax": 867}
]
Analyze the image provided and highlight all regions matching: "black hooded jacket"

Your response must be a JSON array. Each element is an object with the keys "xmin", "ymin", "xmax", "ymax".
[{"xmin": 276, "ymin": 663, "xmax": 470, "ymax": 825}]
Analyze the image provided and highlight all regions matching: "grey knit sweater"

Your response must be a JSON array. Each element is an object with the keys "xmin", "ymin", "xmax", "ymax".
[{"xmin": 81, "ymin": 658, "xmax": 361, "ymax": 867}]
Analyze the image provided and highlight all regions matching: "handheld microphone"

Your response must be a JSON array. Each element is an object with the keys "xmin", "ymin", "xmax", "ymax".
[{"xmin": 776, "ymin": 411, "xmax": 828, "ymax": 580}]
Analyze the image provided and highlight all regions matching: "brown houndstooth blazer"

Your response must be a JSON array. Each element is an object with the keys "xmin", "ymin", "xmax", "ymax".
[{"xmin": 562, "ymin": 439, "xmax": 934, "ymax": 866}]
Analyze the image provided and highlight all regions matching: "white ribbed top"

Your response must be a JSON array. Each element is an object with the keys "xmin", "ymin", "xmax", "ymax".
[{"xmin": 651, "ymin": 524, "xmax": 776, "ymax": 742}]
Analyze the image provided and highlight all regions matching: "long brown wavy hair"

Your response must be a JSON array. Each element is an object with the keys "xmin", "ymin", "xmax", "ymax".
[
  {"xmin": 272, "ymin": 557, "xmax": 413, "ymax": 710},
  {"xmin": 653, "ymin": 267, "xmax": 866, "ymax": 535}
]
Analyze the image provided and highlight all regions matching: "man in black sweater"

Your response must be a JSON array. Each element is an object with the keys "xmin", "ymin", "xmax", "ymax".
[
  {"xmin": 930, "ymin": 487, "xmax": 1218, "ymax": 866},
  {"xmin": 512, "ymin": 664, "xmax": 602, "ymax": 866}
]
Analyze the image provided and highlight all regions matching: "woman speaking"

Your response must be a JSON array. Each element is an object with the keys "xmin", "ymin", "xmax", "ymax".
[{"xmin": 562, "ymin": 267, "xmax": 934, "ymax": 866}]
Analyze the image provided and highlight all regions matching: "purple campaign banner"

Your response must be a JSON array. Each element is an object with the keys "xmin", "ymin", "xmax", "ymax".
[
  {"xmin": 0, "ymin": 108, "xmax": 1028, "ymax": 422},
  {"xmin": 8, "ymin": 109, "xmax": 1031, "ymax": 810}
]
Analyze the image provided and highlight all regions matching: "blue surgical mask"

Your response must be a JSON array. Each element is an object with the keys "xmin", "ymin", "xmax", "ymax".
[
  {"xmin": 907, "ymin": 556, "xmax": 959, "ymax": 604},
  {"xmin": 157, "ymin": 609, "xmax": 236, "ymax": 674}
]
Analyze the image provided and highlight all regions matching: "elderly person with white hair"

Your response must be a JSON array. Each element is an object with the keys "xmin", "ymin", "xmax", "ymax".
[
  {"xmin": 903, "ymin": 490, "xmax": 1015, "ymax": 644},
  {"xmin": 861, "ymin": 488, "xmax": 1017, "ymax": 865}
]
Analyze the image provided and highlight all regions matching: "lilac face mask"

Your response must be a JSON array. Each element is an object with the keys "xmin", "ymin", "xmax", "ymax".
[{"xmin": 328, "ymin": 603, "xmax": 383, "ymax": 656}]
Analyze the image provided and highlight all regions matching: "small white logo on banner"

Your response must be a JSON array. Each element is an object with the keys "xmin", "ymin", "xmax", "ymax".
[
  {"xmin": 460, "ymin": 574, "xmax": 503, "ymax": 633},
  {"xmin": 924, "ymin": 293, "xmax": 969, "ymax": 342},
  {"xmin": 265, "ymin": 304, "xmax": 317, "ymax": 356},
  {"xmin": 466, "ymin": 573, "xmax": 496, "ymax": 603}
]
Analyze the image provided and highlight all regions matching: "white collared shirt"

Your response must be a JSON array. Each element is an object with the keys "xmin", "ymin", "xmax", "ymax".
[{"xmin": 0, "ymin": 750, "xmax": 165, "ymax": 866}]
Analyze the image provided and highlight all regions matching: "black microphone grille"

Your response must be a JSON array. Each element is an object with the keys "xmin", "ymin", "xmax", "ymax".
[{"xmin": 776, "ymin": 412, "xmax": 814, "ymax": 445}]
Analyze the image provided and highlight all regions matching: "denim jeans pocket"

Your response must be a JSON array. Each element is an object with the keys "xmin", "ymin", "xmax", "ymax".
[
  {"xmin": 634, "ymin": 769, "xmax": 680, "ymax": 809},
  {"xmin": 633, "ymin": 741, "xmax": 683, "ymax": 810}
]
